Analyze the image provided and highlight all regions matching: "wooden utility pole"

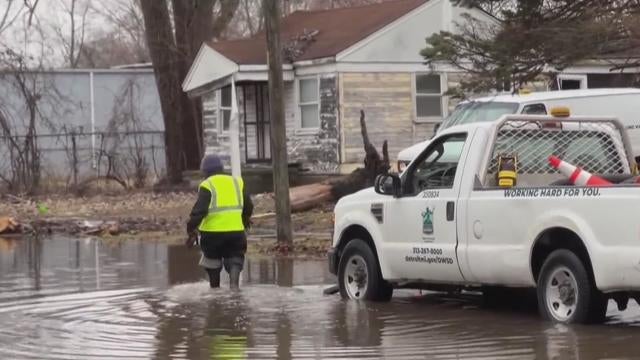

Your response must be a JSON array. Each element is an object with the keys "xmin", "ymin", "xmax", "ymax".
[{"xmin": 263, "ymin": 0, "xmax": 293, "ymax": 246}]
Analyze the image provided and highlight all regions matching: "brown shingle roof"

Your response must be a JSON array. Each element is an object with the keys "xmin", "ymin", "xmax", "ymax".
[{"xmin": 207, "ymin": 0, "xmax": 428, "ymax": 65}]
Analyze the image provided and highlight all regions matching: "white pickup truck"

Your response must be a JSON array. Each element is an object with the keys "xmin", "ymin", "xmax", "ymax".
[{"xmin": 328, "ymin": 114, "xmax": 640, "ymax": 324}]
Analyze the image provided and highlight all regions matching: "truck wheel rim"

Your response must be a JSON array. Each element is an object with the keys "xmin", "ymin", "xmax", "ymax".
[
  {"xmin": 344, "ymin": 255, "xmax": 368, "ymax": 299},
  {"xmin": 545, "ymin": 266, "xmax": 579, "ymax": 322}
]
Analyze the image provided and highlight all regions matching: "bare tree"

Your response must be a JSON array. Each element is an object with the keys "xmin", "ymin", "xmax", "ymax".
[
  {"xmin": 49, "ymin": 0, "xmax": 90, "ymax": 68},
  {"xmin": 239, "ymin": 0, "xmax": 261, "ymax": 35},
  {"xmin": 58, "ymin": 125, "xmax": 81, "ymax": 190},
  {"xmin": 0, "ymin": 0, "xmax": 23, "ymax": 36},
  {"xmin": 0, "ymin": 48, "xmax": 62, "ymax": 193},
  {"xmin": 223, "ymin": 0, "xmax": 263, "ymax": 38},
  {"xmin": 103, "ymin": 78, "xmax": 154, "ymax": 188},
  {"xmin": 140, "ymin": 0, "xmax": 241, "ymax": 184},
  {"xmin": 139, "ymin": 0, "xmax": 183, "ymax": 184},
  {"xmin": 87, "ymin": 0, "xmax": 149, "ymax": 66},
  {"xmin": 23, "ymin": 0, "xmax": 40, "ymax": 26},
  {"xmin": 172, "ymin": 0, "xmax": 240, "ymax": 171}
]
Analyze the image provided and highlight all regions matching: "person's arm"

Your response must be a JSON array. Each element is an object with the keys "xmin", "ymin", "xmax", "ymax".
[
  {"xmin": 186, "ymin": 187, "xmax": 211, "ymax": 235},
  {"xmin": 242, "ymin": 188, "xmax": 254, "ymax": 229}
]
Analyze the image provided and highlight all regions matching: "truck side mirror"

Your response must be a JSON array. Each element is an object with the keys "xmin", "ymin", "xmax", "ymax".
[{"xmin": 374, "ymin": 173, "xmax": 401, "ymax": 197}]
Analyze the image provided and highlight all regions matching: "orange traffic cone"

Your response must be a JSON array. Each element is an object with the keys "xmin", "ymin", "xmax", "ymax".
[{"xmin": 548, "ymin": 155, "xmax": 611, "ymax": 187}]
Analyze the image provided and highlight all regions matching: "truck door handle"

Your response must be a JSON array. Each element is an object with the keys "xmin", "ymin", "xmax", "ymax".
[{"xmin": 446, "ymin": 201, "xmax": 454, "ymax": 221}]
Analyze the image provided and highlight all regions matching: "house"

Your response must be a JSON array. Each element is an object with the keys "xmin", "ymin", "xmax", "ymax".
[{"xmin": 182, "ymin": 0, "xmax": 640, "ymax": 174}]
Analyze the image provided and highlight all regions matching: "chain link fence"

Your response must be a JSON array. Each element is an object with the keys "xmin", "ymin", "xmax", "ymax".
[{"xmin": 0, "ymin": 130, "xmax": 166, "ymax": 191}]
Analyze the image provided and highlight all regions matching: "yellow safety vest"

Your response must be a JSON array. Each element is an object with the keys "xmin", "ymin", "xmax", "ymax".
[{"xmin": 198, "ymin": 175, "xmax": 245, "ymax": 232}]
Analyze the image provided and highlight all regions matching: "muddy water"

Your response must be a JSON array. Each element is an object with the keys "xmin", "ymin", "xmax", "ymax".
[{"xmin": 0, "ymin": 237, "xmax": 640, "ymax": 359}]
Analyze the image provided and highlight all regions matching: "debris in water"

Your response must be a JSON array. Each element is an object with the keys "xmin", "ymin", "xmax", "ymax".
[{"xmin": 0, "ymin": 217, "xmax": 20, "ymax": 234}]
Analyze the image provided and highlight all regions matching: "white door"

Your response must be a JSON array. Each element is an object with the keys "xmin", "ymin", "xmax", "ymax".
[{"xmin": 380, "ymin": 132, "xmax": 470, "ymax": 283}]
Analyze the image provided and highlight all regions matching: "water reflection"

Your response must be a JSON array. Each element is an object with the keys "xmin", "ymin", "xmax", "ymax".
[
  {"xmin": 152, "ymin": 290, "xmax": 253, "ymax": 359},
  {"xmin": 1, "ymin": 236, "xmax": 640, "ymax": 359},
  {"xmin": 0, "ymin": 237, "xmax": 17, "ymax": 252},
  {"xmin": 167, "ymin": 244, "xmax": 201, "ymax": 285}
]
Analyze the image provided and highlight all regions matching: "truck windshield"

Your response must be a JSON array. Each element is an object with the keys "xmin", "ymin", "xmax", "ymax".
[{"xmin": 442, "ymin": 101, "xmax": 519, "ymax": 130}]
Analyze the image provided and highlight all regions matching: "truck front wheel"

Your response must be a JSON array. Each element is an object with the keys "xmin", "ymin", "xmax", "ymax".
[
  {"xmin": 537, "ymin": 249, "xmax": 607, "ymax": 324},
  {"xmin": 338, "ymin": 239, "xmax": 392, "ymax": 301}
]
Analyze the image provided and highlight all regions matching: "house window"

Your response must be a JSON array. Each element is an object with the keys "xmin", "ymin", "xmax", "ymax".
[
  {"xmin": 415, "ymin": 74, "xmax": 443, "ymax": 119},
  {"xmin": 557, "ymin": 74, "xmax": 587, "ymax": 90},
  {"xmin": 299, "ymin": 77, "xmax": 320, "ymax": 128},
  {"xmin": 219, "ymin": 86, "xmax": 232, "ymax": 133}
]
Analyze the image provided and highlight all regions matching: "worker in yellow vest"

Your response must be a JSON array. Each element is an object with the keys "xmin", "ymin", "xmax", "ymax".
[{"xmin": 186, "ymin": 154, "xmax": 253, "ymax": 289}]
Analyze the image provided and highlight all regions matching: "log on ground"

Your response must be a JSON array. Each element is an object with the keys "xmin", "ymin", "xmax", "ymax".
[{"xmin": 289, "ymin": 110, "xmax": 390, "ymax": 212}]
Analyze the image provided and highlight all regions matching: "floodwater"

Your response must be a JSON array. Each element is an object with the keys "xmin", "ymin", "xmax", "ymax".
[{"xmin": 1, "ymin": 237, "xmax": 640, "ymax": 360}]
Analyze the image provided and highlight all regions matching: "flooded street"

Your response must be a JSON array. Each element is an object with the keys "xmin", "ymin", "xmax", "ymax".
[{"xmin": 0, "ymin": 236, "xmax": 640, "ymax": 359}]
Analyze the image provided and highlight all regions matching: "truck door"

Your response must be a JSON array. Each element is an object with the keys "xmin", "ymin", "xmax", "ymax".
[{"xmin": 381, "ymin": 132, "xmax": 471, "ymax": 282}]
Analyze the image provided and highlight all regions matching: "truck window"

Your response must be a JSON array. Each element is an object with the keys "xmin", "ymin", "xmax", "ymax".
[
  {"xmin": 563, "ymin": 135, "xmax": 616, "ymax": 174},
  {"xmin": 405, "ymin": 134, "xmax": 466, "ymax": 195},
  {"xmin": 485, "ymin": 127, "xmax": 626, "ymax": 187},
  {"xmin": 441, "ymin": 102, "xmax": 519, "ymax": 130},
  {"xmin": 521, "ymin": 103, "xmax": 547, "ymax": 115}
]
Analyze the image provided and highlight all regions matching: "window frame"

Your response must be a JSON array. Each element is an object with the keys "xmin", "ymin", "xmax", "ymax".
[
  {"xmin": 521, "ymin": 103, "xmax": 547, "ymax": 115},
  {"xmin": 296, "ymin": 75, "xmax": 321, "ymax": 131},
  {"xmin": 557, "ymin": 74, "xmax": 588, "ymax": 90},
  {"xmin": 217, "ymin": 86, "xmax": 232, "ymax": 135},
  {"xmin": 402, "ymin": 132, "xmax": 468, "ymax": 195},
  {"xmin": 413, "ymin": 73, "xmax": 447, "ymax": 123}
]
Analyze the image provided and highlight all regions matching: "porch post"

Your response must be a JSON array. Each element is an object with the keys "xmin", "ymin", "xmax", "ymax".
[{"xmin": 230, "ymin": 76, "xmax": 242, "ymax": 177}]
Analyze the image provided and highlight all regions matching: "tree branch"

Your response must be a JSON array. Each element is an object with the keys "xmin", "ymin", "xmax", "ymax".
[
  {"xmin": 0, "ymin": 0, "xmax": 23, "ymax": 35},
  {"xmin": 23, "ymin": 0, "xmax": 40, "ymax": 26},
  {"xmin": 73, "ymin": 1, "xmax": 90, "ymax": 68},
  {"xmin": 211, "ymin": 0, "xmax": 240, "ymax": 38}
]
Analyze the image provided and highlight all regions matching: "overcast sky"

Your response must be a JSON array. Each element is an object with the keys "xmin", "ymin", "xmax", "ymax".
[{"xmin": 1, "ymin": 0, "xmax": 112, "ymax": 68}]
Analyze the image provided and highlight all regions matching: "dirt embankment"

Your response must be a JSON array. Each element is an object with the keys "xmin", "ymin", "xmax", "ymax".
[{"xmin": 0, "ymin": 192, "xmax": 334, "ymax": 257}]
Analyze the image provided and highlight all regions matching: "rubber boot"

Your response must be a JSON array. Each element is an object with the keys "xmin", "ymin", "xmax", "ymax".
[
  {"xmin": 206, "ymin": 268, "xmax": 221, "ymax": 288},
  {"xmin": 228, "ymin": 266, "xmax": 241, "ymax": 290}
]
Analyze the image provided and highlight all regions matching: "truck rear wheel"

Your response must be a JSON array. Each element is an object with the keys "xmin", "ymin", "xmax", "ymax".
[
  {"xmin": 338, "ymin": 239, "xmax": 392, "ymax": 301},
  {"xmin": 537, "ymin": 249, "xmax": 607, "ymax": 324}
]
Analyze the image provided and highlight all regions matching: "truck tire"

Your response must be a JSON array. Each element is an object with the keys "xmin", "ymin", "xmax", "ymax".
[
  {"xmin": 537, "ymin": 249, "xmax": 607, "ymax": 324},
  {"xmin": 338, "ymin": 239, "xmax": 392, "ymax": 301}
]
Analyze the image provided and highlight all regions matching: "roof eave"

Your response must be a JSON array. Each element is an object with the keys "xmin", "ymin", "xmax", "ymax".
[
  {"xmin": 185, "ymin": 65, "xmax": 296, "ymax": 98},
  {"xmin": 182, "ymin": 44, "xmax": 239, "ymax": 93},
  {"xmin": 292, "ymin": 56, "xmax": 336, "ymax": 67}
]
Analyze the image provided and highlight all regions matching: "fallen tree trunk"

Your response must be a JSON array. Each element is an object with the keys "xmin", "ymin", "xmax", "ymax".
[
  {"xmin": 289, "ymin": 183, "xmax": 333, "ymax": 212},
  {"xmin": 0, "ymin": 216, "xmax": 20, "ymax": 234},
  {"xmin": 289, "ymin": 110, "xmax": 389, "ymax": 212}
]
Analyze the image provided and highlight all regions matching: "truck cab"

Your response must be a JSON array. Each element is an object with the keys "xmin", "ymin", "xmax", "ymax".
[{"xmin": 330, "ymin": 114, "xmax": 640, "ymax": 324}]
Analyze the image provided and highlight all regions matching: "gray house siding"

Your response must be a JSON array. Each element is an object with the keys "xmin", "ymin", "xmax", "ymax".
[
  {"xmin": 202, "ymin": 73, "xmax": 340, "ymax": 173},
  {"xmin": 288, "ymin": 74, "xmax": 340, "ymax": 172}
]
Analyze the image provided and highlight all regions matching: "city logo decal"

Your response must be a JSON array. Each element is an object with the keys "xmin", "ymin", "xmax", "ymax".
[{"xmin": 422, "ymin": 207, "xmax": 434, "ymax": 235}]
